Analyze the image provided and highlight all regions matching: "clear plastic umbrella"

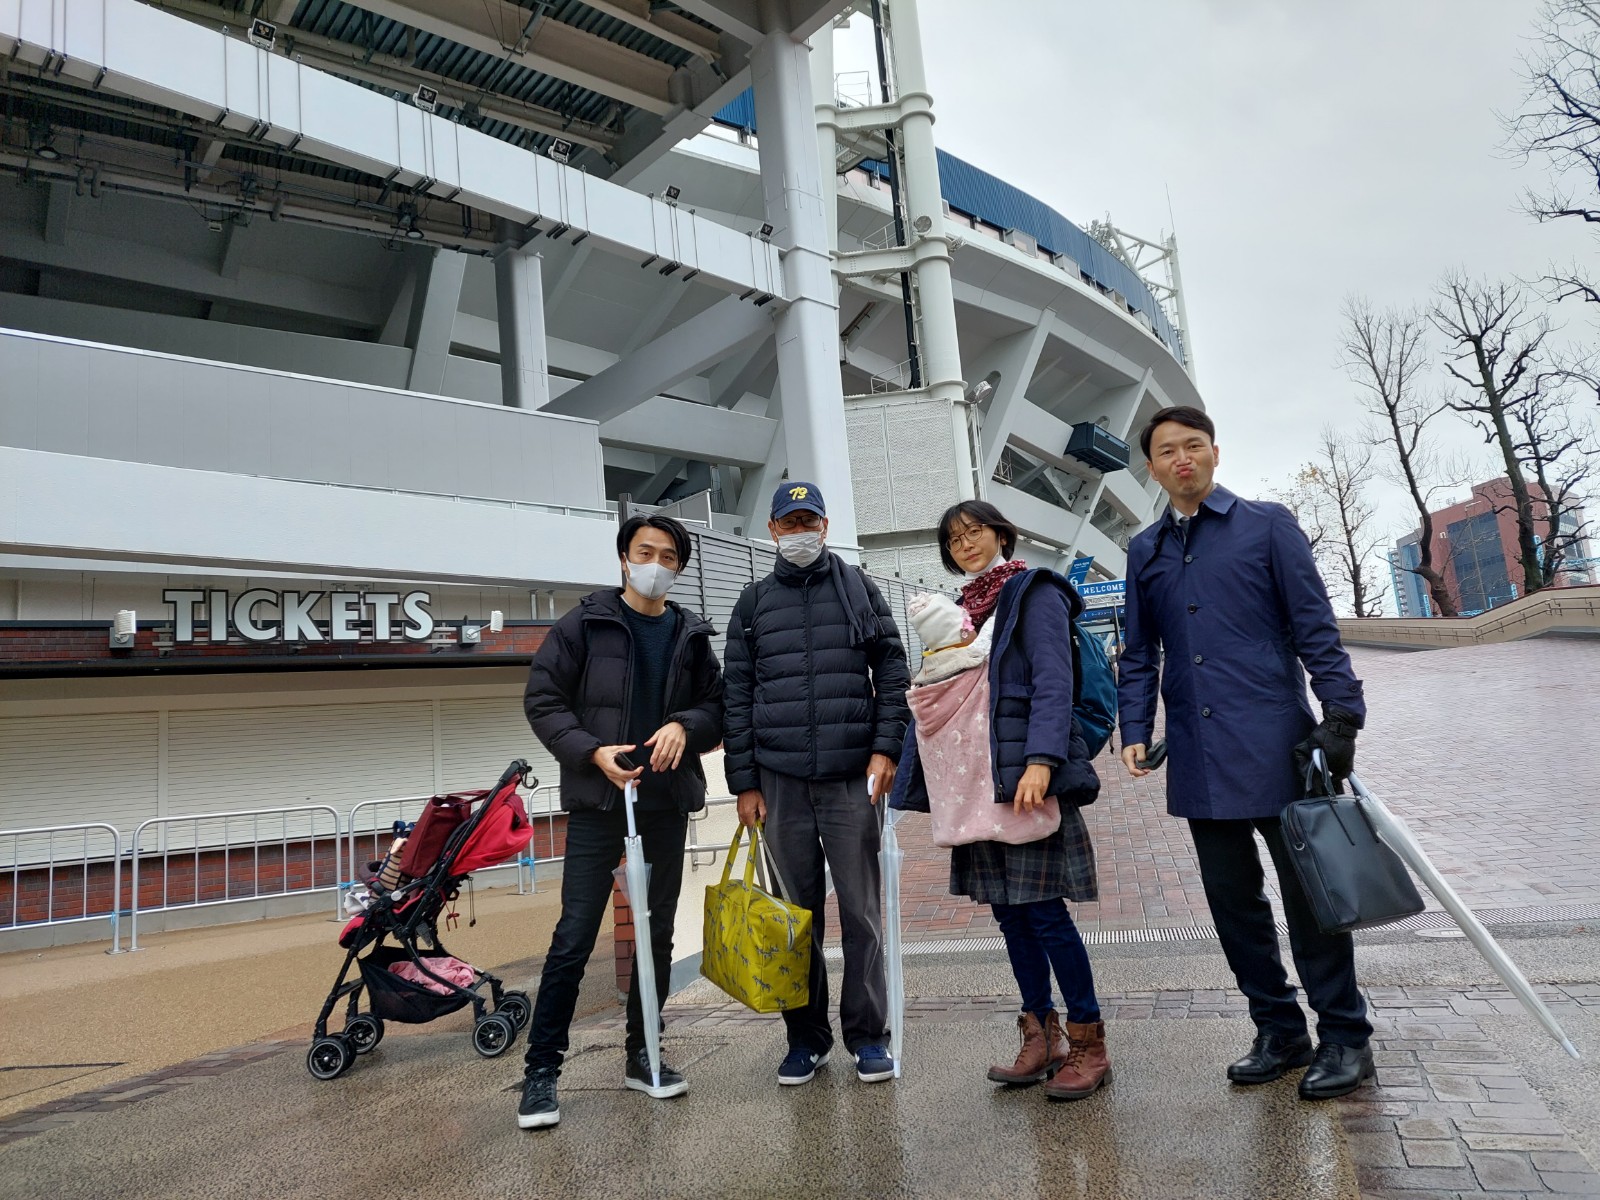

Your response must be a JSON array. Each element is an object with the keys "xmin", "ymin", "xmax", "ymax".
[
  {"xmin": 618, "ymin": 779, "xmax": 663, "ymax": 1087},
  {"xmin": 876, "ymin": 774, "xmax": 907, "ymax": 1078},
  {"xmin": 1347, "ymin": 767, "xmax": 1581, "ymax": 1061}
]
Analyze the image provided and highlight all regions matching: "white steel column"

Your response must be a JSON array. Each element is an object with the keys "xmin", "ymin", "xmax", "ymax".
[
  {"xmin": 494, "ymin": 221, "xmax": 549, "ymax": 410},
  {"xmin": 751, "ymin": 23, "xmax": 858, "ymax": 552},
  {"xmin": 810, "ymin": 25, "xmax": 841, "ymax": 255},
  {"xmin": 885, "ymin": 0, "xmax": 962, "ymax": 408}
]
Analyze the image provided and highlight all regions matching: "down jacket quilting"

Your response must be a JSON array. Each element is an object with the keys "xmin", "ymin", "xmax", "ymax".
[
  {"xmin": 722, "ymin": 551, "xmax": 910, "ymax": 792},
  {"xmin": 522, "ymin": 587, "xmax": 724, "ymax": 813}
]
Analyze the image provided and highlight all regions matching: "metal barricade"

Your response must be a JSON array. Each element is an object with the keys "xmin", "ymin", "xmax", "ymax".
[
  {"xmin": 685, "ymin": 796, "xmax": 739, "ymax": 871},
  {"xmin": 0, "ymin": 822, "xmax": 123, "ymax": 953},
  {"xmin": 128, "ymin": 805, "xmax": 342, "ymax": 951},
  {"xmin": 519, "ymin": 785, "xmax": 565, "ymax": 893}
]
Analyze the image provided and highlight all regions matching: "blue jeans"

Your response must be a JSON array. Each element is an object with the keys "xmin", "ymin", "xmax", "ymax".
[
  {"xmin": 523, "ymin": 805, "xmax": 687, "ymax": 1073},
  {"xmin": 992, "ymin": 898, "xmax": 1102, "ymax": 1024}
]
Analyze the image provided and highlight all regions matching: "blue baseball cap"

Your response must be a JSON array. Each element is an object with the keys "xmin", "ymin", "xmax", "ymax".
[{"xmin": 771, "ymin": 481, "xmax": 826, "ymax": 519}]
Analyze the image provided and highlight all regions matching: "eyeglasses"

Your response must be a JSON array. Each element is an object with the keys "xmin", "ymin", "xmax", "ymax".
[
  {"xmin": 774, "ymin": 512, "xmax": 823, "ymax": 532},
  {"xmin": 945, "ymin": 523, "xmax": 988, "ymax": 550}
]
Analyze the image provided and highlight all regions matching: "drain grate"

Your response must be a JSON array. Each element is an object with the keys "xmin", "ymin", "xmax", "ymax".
[{"xmin": 821, "ymin": 903, "xmax": 1595, "ymax": 960}]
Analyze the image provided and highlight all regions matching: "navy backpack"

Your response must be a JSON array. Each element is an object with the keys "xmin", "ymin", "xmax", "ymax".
[{"xmin": 1070, "ymin": 622, "xmax": 1117, "ymax": 759}]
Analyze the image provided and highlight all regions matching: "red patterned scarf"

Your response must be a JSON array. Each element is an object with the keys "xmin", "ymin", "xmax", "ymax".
[{"xmin": 959, "ymin": 558, "xmax": 1028, "ymax": 630}]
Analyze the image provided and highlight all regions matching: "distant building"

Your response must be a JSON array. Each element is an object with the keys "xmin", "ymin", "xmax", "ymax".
[{"xmin": 1392, "ymin": 479, "xmax": 1592, "ymax": 617}]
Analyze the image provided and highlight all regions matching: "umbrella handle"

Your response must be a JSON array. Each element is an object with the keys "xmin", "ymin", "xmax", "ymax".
[
  {"xmin": 867, "ymin": 773, "xmax": 878, "ymax": 803},
  {"xmin": 623, "ymin": 779, "xmax": 639, "ymax": 840}
]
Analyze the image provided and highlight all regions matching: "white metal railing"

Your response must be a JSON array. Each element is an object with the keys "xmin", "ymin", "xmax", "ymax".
[
  {"xmin": 2, "ymin": 786, "xmax": 745, "ymax": 952},
  {"xmin": 1, "ymin": 823, "xmax": 124, "ymax": 952},
  {"xmin": 128, "ymin": 805, "xmax": 343, "ymax": 951},
  {"xmin": 870, "ymin": 358, "xmax": 915, "ymax": 394}
]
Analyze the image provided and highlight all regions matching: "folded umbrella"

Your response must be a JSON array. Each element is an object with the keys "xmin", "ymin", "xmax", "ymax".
[
  {"xmin": 1347, "ymin": 767, "xmax": 1581, "ymax": 1061},
  {"xmin": 618, "ymin": 780, "xmax": 663, "ymax": 1087},
  {"xmin": 876, "ymin": 774, "xmax": 907, "ymax": 1078}
]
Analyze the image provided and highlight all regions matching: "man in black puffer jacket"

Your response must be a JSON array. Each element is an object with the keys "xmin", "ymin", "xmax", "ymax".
[
  {"xmin": 515, "ymin": 513, "xmax": 723, "ymax": 1132},
  {"xmin": 727, "ymin": 482, "xmax": 910, "ymax": 1087}
]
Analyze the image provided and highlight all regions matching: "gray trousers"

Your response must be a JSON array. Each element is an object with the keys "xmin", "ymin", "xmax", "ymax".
[{"xmin": 760, "ymin": 767, "xmax": 889, "ymax": 1056}]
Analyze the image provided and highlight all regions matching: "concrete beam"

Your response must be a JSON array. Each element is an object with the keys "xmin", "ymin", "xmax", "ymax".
[
  {"xmin": 44, "ymin": 181, "xmax": 72, "ymax": 246},
  {"xmin": 635, "ymin": 456, "xmax": 688, "ymax": 504},
  {"xmin": 406, "ymin": 249, "xmax": 467, "ymax": 393},
  {"xmin": 598, "ymin": 395, "xmax": 777, "ymax": 468},
  {"xmin": 0, "ymin": 0, "xmax": 787, "ymax": 302},
  {"xmin": 545, "ymin": 295, "xmax": 773, "ymax": 424},
  {"xmin": 973, "ymin": 322, "xmax": 1049, "ymax": 481}
]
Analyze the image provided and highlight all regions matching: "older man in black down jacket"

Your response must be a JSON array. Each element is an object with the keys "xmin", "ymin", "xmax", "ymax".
[
  {"xmin": 515, "ymin": 513, "xmax": 724, "ymax": 1132},
  {"xmin": 727, "ymin": 482, "xmax": 911, "ymax": 1086}
]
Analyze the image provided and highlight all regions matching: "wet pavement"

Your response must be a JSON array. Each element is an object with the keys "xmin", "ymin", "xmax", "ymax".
[{"xmin": 4, "ymin": 639, "xmax": 1600, "ymax": 1197}]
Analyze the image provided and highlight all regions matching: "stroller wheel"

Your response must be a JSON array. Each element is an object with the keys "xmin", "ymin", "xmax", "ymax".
[
  {"xmin": 345, "ymin": 1014, "xmax": 384, "ymax": 1055},
  {"xmin": 496, "ymin": 991, "xmax": 531, "ymax": 1032},
  {"xmin": 472, "ymin": 1013, "xmax": 516, "ymax": 1058},
  {"xmin": 307, "ymin": 1036, "xmax": 354, "ymax": 1081}
]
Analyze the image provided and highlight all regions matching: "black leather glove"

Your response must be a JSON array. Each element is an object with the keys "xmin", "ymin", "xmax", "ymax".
[{"xmin": 1293, "ymin": 708, "xmax": 1361, "ymax": 795}]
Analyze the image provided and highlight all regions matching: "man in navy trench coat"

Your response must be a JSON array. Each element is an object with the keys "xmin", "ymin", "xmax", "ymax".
[{"xmin": 1118, "ymin": 406, "xmax": 1374, "ymax": 1101}]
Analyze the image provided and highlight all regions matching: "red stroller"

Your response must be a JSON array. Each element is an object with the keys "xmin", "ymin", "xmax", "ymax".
[{"xmin": 307, "ymin": 759, "xmax": 537, "ymax": 1080}]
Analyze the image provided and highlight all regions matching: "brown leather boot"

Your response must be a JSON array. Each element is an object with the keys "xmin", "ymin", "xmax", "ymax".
[
  {"xmin": 986, "ymin": 1012, "xmax": 1061, "ymax": 1085},
  {"xmin": 1043, "ymin": 1020, "xmax": 1111, "ymax": 1100}
]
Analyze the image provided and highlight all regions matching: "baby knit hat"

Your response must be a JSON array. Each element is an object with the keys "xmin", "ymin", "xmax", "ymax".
[{"xmin": 907, "ymin": 592, "xmax": 972, "ymax": 654}]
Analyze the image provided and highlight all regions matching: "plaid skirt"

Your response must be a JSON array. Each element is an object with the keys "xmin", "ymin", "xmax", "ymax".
[{"xmin": 950, "ymin": 804, "xmax": 1098, "ymax": 906}]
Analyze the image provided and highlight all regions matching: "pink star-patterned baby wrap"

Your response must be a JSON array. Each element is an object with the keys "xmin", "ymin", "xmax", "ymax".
[{"xmin": 908, "ymin": 637, "xmax": 1060, "ymax": 848}]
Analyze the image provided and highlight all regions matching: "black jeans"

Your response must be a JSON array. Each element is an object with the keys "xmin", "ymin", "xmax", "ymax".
[
  {"xmin": 523, "ymin": 805, "xmax": 688, "ymax": 1074},
  {"xmin": 1189, "ymin": 816, "xmax": 1372, "ymax": 1048}
]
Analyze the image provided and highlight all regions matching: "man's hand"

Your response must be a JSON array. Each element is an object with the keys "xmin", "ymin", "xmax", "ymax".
[
  {"xmin": 1013, "ymin": 763, "xmax": 1052, "ymax": 814},
  {"xmin": 1121, "ymin": 743, "xmax": 1152, "ymax": 778},
  {"xmin": 644, "ymin": 721, "xmax": 688, "ymax": 772},
  {"xmin": 1293, "ymin": 709, "xmax": 1359, "ymax": 794},
  {"xmin": 591, "ymin": 744, "xmax": 642, "ymax": 790},
  {"xmin": 866, "ymin": 753, "xmax": 896, "ymax": 804},
  {"xmin": 736, "ymin": 789, "xmax": 766, "ymax": 828}
]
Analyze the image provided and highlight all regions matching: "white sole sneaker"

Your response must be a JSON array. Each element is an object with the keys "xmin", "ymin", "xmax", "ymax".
[
  {"xmin": 778, "ymin": 1051, "xmax": 830, "ymax": 1086},
  {"xmin": 625, "ymin": 1074, "xmax": 689, "ymax": 1099},
  {"xmin": 516, "ymin": 1108, "xmax": 559, "ymax": 1129}
]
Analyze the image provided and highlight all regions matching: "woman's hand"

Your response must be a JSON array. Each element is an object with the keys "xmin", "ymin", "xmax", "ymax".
[{"xmin": 1013, "ymin": 763, "xmax": 1052, "ymax": 814}]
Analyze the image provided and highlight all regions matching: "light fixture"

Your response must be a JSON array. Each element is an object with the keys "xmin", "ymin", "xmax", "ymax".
[
  {"xmin": 110, "ymin": 610, "xmax": 137, "ymax": 649},
  {"xmin": 546, "ymin": 138, "xmax": 573, "ymax": 164},
  {"xmin": 29, "ymin": 120, "xmax": 60, "ymax": 161},
  {"xmin": 460, "ymin": 623, "xmax": 482, "ymax": 645},
  {"xmin": 396, "ymin": 205, "xmax": 425, "ymax": 241},
  {"xmin": 413, "ymin": 84, "xmax": 439, "ymax": 114},
  {"xmin": 489, "ymin": 610, "xmax": 505, "ymax": 633},
  {"xmin": 247, "ymin": 18, "xmax": 277, "ymax": 50},
  {"xmin": 912, "ymin": 214, "xmax": 933, "ymax": 234}
]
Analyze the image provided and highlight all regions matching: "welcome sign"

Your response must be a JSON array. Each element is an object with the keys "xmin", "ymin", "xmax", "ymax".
[{"xmin": 162, "ymin": 589, "xmax": 437, "ymax": 643}]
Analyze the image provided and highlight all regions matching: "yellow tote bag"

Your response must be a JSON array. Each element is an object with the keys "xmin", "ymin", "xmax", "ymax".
[{"xmin": 700, "ymin": 824, "xmax": 812, "ymax": 1013}]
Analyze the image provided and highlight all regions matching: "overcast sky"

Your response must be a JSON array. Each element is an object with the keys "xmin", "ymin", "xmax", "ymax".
[{"xmin": 840, "ymin": 1, "xmax": 1595, "ymax": 594}]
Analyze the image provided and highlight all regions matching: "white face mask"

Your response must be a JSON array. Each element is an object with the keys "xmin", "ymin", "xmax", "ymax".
[
  {"xmin": 625, "ymin": 561, "xmax": 677, "ymax": 600},
  {"xmin": 777, "ymin": 530, "xmax": 826, "ymax": 567}
]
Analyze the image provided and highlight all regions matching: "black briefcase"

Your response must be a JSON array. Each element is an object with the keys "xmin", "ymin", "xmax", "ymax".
[{"xmin": 1282, "ymin": 760, "xmax": 1424, "ymax": 935}]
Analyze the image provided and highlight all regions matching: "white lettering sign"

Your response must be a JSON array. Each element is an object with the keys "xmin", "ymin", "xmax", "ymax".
[{"xmin": 162, "ymin": 589, "xmax": 436, "ymax": 644}]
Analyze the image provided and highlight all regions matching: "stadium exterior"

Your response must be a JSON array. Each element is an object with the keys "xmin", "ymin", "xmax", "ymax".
[{"xmin": 0, "ymin": 0, "xmax": 1203, "ymax": 877}]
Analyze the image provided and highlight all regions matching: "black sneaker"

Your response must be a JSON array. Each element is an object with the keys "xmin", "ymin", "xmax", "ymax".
[
  {"xmin": 517, "ymin": 1068, "xmax": 560, "ymax": 1130},
  {"xmin": 624, "ymin": 1047, "xmax": 688, "ymax": 1099}
]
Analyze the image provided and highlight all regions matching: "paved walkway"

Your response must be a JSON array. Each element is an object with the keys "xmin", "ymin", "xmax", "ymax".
[{"xmin": 4, "ymin": 638, "xmax": 1600, "ymax": 1197}]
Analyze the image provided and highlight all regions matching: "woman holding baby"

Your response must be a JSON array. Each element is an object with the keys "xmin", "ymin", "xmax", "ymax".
[{"xmin": 889, "ymin": 499, "xmax": 1109, "ymax": 1100}]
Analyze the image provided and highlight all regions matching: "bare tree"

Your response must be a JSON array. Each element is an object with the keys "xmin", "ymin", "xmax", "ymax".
[
  {"xmin": 1265, "ymin": 466, "xmax": 1329, "ymax": 555},
  {"xmin": 1308, "ymin": 428, "xmax": 1388, "ymax": 618},
  {"xmin": 1428, "ymin": 274, "xmax": 1592, "ymax": 596},
  {"xmin": 1506, "ymin": 0, "xmax": 1600, "ymax": 307},
  {"xmin": 1341, "ymin": 297, "xmax": 1460, "ymax": 616},
  {"xmin": 1515, "ymin": 362, "xmax": 1600, "ymax": 582}
]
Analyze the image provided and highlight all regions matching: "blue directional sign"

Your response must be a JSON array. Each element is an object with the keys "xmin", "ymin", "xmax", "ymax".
[
  {"xmin": 1066, "ymin": 557, "xmax": 1094, "ymax": 587},
  {"xmin": 1077, "ymin": 579, "xmax": 1126, "ymax": 609}
]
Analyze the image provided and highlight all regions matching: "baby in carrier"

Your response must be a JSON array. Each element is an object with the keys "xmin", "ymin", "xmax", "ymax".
[{"xmin": 906, "ymin": 594, "xmax": 1060, "ymax": 847}]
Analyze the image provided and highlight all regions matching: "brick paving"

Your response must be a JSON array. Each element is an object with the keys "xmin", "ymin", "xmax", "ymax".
[{"xmin": 873, "ymin": 640, "xmax": 1600, "ymax": 942}]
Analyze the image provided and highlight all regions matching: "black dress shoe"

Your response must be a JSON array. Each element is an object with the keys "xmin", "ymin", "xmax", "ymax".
[
  {"xmin": 1298, "ymin": 1042, "xmax": 1375, "ymax": 1101},
  {"xmin": 1226, "ymin": 1032, "xmax": 1315, "ymax": 1084}
]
